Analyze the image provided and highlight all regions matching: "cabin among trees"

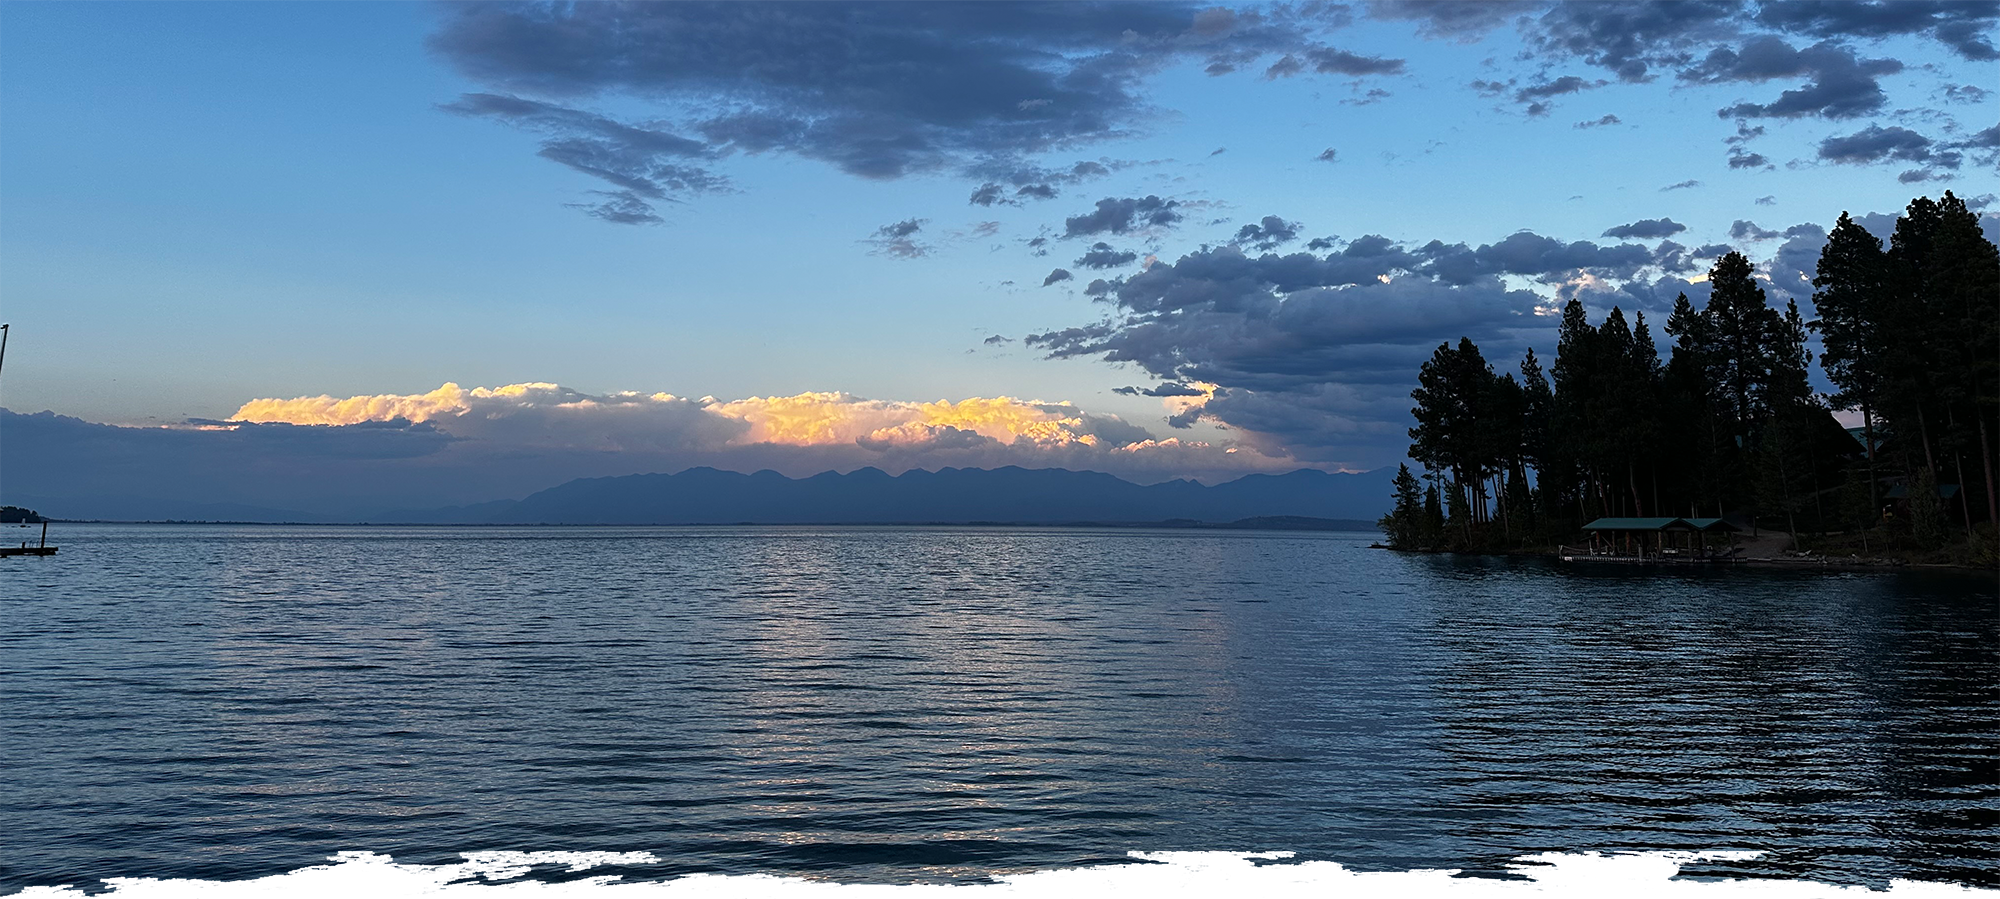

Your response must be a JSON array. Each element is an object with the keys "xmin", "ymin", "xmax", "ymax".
[{"xmin": 1380, "ymin": 192, "xmax": 1998, "ymax": 563}]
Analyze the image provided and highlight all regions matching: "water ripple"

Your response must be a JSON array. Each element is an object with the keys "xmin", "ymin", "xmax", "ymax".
[{"xmin": 1, "ymin": 525, "xmax": 1994, "ymax": 891}]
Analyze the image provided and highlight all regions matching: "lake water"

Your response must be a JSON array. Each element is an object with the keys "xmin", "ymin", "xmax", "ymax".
[{"xmin": 2, "ymin": 524, "xmax": 1995, "ymax": 893}]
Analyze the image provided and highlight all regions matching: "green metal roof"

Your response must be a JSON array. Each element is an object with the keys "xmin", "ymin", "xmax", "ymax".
[
  {"xmin": 1680, "ymin": 517, "xmax": 1742, "ymax": 532},
  {"xmin": 1581, "ymin": 517, "xmax": 1685, "ymax": 530},
  {"xmin": 1582, "ymin": 517, "xmax": 1742, "ymax": 532}
]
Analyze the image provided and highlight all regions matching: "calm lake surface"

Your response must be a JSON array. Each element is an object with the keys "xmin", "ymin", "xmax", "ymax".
[{"xmin": 2, "ymin": 524, "xmax": 1995, "ymax": 892}]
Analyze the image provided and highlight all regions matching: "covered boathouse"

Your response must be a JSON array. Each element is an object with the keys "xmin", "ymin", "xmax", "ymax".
[{"xmin": 1567, "ymin": 516, "xmax": 1743, "ymax": 562}]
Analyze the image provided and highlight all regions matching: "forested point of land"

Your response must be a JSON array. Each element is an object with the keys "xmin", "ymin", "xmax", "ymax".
[
  {"xmin": 1380, "ymin": 191, "xmax": 1998, "ymax": 566},
  {"xmin": 0, "ymin": 505, "xmax": 48, "ymax": 524}
]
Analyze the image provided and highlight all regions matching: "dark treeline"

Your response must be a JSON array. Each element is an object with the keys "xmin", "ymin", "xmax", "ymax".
[{"xmin": 1381, "ymin": 192, "xmax": 1998, "ymax": 561}]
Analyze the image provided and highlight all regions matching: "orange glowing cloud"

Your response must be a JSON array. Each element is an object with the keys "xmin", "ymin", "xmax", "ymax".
[
  {"xmin": 233, "ymin": 384, "xmax": 1125, "ymax": 449},
  {"xmin": 221, "ymin": 382, "xmax": 1310, "ymax": 480}
]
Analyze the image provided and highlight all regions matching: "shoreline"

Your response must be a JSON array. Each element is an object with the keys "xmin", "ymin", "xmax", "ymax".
[{"xmin": 1378, "ymin": 544, "xmax": 1995, "ymax": 576}]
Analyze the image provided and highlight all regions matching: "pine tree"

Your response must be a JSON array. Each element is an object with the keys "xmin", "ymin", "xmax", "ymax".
[
  {"xmin": 1380, "ymin": 464, "xmax": 1425, "ymax": 549},
  {"xmin": 1552, "ymin": 298, "xmax": 1599, "ymax": 517},
  {"xmin": 1411, "ymin": 338, "xmax": 1499, "ymax": 541},
  {"xmin": 1924, "ymin": 192, "xmax": 1999, "ymax": 529},
  {"xmin": 1885, "ymin": 197, "xmax": 1946, "ymax": 477},
  {"xmin": 1811, "ymin": 212, "xmax": 1890, "ymax": 530},
  {"xmin": 1703, "ymin": 252, "xmax": 1779, "ymax": 442},
  {"xmin": 1665, "ymin": 291, "xmax": 1725, "ymax": 516}
]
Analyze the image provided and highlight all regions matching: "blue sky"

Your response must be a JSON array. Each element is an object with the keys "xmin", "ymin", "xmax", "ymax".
[{"xmin": 2, "ymin": 1, "xmax": 1995, "ymax": 505}]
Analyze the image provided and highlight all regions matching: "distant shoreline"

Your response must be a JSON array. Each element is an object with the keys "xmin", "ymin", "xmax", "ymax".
[{"xmin": 32, "ymin": 516, "xmax": 1381, "ymax": 532}]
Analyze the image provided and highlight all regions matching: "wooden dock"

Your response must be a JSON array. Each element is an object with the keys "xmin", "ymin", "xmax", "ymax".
[{"xmin": 2, "ymin": 521, "xmax": 57, "ymax": 557}]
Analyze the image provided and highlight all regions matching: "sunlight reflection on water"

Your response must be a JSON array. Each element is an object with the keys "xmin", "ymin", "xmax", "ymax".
[{"xmin": 2, "ymin": 525, "xmax": 1994, "ymax": 892}]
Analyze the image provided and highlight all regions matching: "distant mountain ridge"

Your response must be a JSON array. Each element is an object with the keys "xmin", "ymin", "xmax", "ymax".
[{"xmin": 384, "ymin": 465, "xmax": 1395, "ymax": 526}]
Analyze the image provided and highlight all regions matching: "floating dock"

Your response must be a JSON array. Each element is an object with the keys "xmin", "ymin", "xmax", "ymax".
[{"xmin": 2, "ymin": 521, "xmax": 57, "ymax": 557}]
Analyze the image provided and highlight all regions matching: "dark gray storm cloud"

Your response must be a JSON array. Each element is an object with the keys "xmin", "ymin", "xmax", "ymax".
[
  {"xmin": 1514, "ymin": 1, "xmax": 1983, "ymax": 132},
  {"xmin": 1063, "ymin": 195, "xmax": 1183, "ymax": 237},
  {"xmin": 1075, "ymin": 242, "xmax": 1140, "ymax": 270},
  {"xmin": 1692, "ymin": 38, "xmax": 1904, "ymax": 120},
  {"xmin": 1023, "ymin": 223, "xmax": 1718, "ymax": 462},
  {"xmin": 1232, "ymin": 216, "xmax": 1302, "ymax": 251},
  {"xmin": 1417, "ymin": 231, "xmax": 1656, "ymax": 285},
  {"xmin": 1817, "ymin": 124, "xmax": 1960, "ymax": 169},
  {"xmin": 430, "ymin": 2, "xmax": 1403, "ymax": 222},
  {"xmin": 1603, "ymin": 217, "xmax": 1688, "ymax": 239}
]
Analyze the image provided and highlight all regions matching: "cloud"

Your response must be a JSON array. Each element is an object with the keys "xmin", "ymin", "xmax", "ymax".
[
  {"xmin": 1114, "ymin": 382, "xmax": 1210, "ymax": 398},
  {"xmin": 208, "ymin": 383, "xmax": 1316, "ymax": 491},
  {"xmin": 1756, "ymin": 195, "xmax": 1777, "ymax": 205},
  {"xmin": 1962, "ymin": 123, "xmax": 2000, "ymax": 149},
  {"xmin": 1074, "ymin": 243, "xmax": 1139, "ymax": 270},
  {"xmin": 1063, "ymin": 195, "xmax": 1183, "ymax": 238},
  {"xmin": 9, "ymin": 381, "xmax": 1329, "ymax": 519},
  {"xmin": 1660, "ymin": 180, "xmax": 1702, "ymax": 191},
  {"xmin": 1602, "ymin": 218, "xmax": 1687, "ymax": 239},
  {"xmin": 1231, "ymin": 216, "xmax": 1302, "ymax": 251},
  {"xmin": 430, "ymin": 3, "xmax": 1402, "ymax": 221},
  {"xmin": 1728, "ymin": 147, "xmax": 1772, "ymax": 169},
  {"xmin": 1315, "ymin": 148, "xmax": 1339, "ymax": 163},
  {"xmin": 965, "ymin": 159, "xmax": 1125, "ymax": 206},
  {"xmin": 1730, "ymin": 219, "xmax": 1783, "ymax": 241},
  {"xmin": 982, "ymin": 334, "xmax": 1012, "ymax": 345},
  {"xmin": 1517, "ymin": 5, "xmax": 1986, "ymax": 131},
  {"xmin": 440, "ymin": 93, "xmax": 727, "ymax": 225},
  {"xmin": 1513, "ymin": 75, "xmax": 1605, "ymax": 110},
  {"xmin": 1043, "ymin": 268, "xmax": 1075, "ymax": 286},
  {"xmin": 1021, "ymin": 223, "xmax": 1716, "ymax": 463},
  {"xmin": 1817, "ymin": 124, "xmax": 1960, "ymax": 169},
  {"xmin": 1368, "ymin": 1, "xmax": 1517, "ymax": 39},
  {"xmin": 1943, "ymin": 84, "xmax": 1993, "ymax": 104},
  {"xmin": 1689, "ymin": 38, "xmax": 1904, "ymax": 120},
  {"xmin": 864, "ymin": 218, "xmax": 932, "ymax": 259},
  {"xmin": 1264, "ymin": 47, "xmax": 1407, "ymax": 79},
  {"xmin": 1762, "ymin": 222, "xmax": 1829, "ymax": 301},
  {"xmin": 1575, "ymin": 114, "xmax": 1622, "ymax": 129},
  {"xmin": 229, "ymin": 383, "xmax": 1270, "ymax": 467}
]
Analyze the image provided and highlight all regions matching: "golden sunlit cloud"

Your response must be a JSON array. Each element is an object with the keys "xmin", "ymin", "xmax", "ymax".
[
  {"xmin": 234, "ymin": 384, "xmax": 1123, "ymax": 449},
  {"xmin": 214, "ymin": 382, "xmax": 1322, "ymax": 481}
]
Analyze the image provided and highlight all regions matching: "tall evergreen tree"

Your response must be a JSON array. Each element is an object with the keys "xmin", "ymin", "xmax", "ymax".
[
  {"xmin": 1380, "ymin": 464, "xmax": 1426, "ymax": 549},
  {"xmin": 1811, "ymin": 212, "xmax": 1890, "ymax": 520},
  {"xmin": 1885, "ymin": 197, "xmax": 1946, "ymax": 476},
  {"xmin": 1923, "ymin": 192, "xmax": 1999, "ymax": 528},
  {"xmin": 1702, "ymin": 252, "xmax": 1779, "ymax": 442},
  {"xmin": 1518, "ymin": 348, "xmax": 1561, "ymax": 520}
]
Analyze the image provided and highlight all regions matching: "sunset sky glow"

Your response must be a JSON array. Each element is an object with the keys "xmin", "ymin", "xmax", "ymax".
[{"xmin": 2, "ymin": 1, "xmax": 1995, "ymax": 494}]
